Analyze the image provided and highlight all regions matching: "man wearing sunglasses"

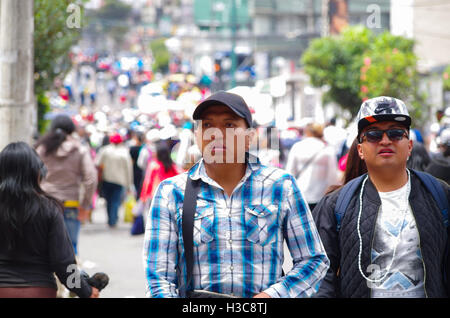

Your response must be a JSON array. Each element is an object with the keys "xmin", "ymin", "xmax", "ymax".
[{"xmin": 312, "ymin": 96, "xmax": 449, "ymax": 298}]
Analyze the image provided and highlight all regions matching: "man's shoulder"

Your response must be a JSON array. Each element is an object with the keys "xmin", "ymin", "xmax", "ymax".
[
  {"xmin": 289, "ymin": 137, "xmax": 321, "ymax": 153},
  {"xmin": 253, "ymin": 164, "xmax": 295, "ymax": 184},
  {"xmin": 317, "ymin": 179, "xmax": 361, "ymax": 210},
  {"xmin": 411, "ymin": 170, "xmax": 449, "ymax": 187},
  {"xmin": 150, "ymin": 172, "xmax": 188, "ymax": 206},
  {"xmin": 158, "ymin": 172, "xmax": 189, "ymax": 191}
]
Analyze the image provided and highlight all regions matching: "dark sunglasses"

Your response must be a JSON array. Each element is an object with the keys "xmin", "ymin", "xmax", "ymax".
[{"xmin": 359, "ymin": 128, "xmax": 408, "ymax": 143}]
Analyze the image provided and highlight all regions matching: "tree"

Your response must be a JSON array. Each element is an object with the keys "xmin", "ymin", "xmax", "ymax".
[
  {"xmin": 443, "ymin": 65, "xmax": 450, "ymax": 91},
  {"xmin": 34, "ymin": 0, "xmax": 87, "ymax": 132},
  {"xmin": 35, "ymin": 0, "xmax": 87, "ymax": 95},
  {"xmin": 302, "ymin": 26, "xmax": 428, "ymax": 128},
  {"xmin": 302, "ymin": 26, "xmax": 372, "ymax": 115},
  {"xmin": 85, "ymin": 0, "xmax": 132, "ymax": 51},
  {"xmin": 150, "ymin": 38, "xmax": 170, "ymax": 73}
]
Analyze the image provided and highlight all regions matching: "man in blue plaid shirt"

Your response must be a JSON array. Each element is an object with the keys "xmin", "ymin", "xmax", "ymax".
[{"xmin": 143, "ymin": 91, "xmax": 329, "ymax": 298}]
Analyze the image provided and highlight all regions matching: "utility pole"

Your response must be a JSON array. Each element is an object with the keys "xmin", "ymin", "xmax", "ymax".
[
  {"xmin": 229, "ymin": 0, "xmax": 237, "ymax": 89},
  {"xmin": 211, "ymin": 0, "xmax": 220, "ymax": 91},
  {"xmin": 307, "ymin": 0, "xmax": 315, "ymax": 33},
  {"xmin": 0, "ymin": 0, "xmax": 35, "ymax": 150},
  {"xmin": 321, "ymin": 0, "xmax": 330, "ymax": 37}
]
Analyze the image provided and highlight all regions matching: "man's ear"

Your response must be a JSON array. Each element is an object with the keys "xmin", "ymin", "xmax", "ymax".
[
  {"xmin": 245, "ymin": 128, "xmax": 257, "ymax": 149},
  {"xmin": 357, "ymin": 142, "xmax": 364, "ymax": 160}
]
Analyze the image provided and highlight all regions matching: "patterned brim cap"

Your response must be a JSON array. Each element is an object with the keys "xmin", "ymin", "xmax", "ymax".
[{"xmin": 357, "ymin": 96, "xmax": 411, "ymax": 132}]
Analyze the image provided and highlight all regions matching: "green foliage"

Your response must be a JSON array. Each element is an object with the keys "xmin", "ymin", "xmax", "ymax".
[
  {"xmin": 85, "ymin": 0, "xmax": 132, "ymax": 50},
  {"xmin": 34, "ymin": 0, "xmax": 86, "ymax": 95},
  {"xmin": 302, "ymin": 26, "xmax": 372, "ymax": 115},
  {"xmin": 34, "ymin": 0, "xmax": 87, "ymax": 131},
  {"xmin": 360, "ymin": 32, "xmax": 428, "ymax": 128},
  {"xmin": 36, "ymin": 93, "xmax": 51, "ymax": 134},
  {"xmin": 302, "ymin": 26, "xmax": 427, "ymax": 127},
  {"xmin": 96, "ymin": 0, "xmax": 132, "ymax": 20},
  {"xmin": 360, "ymin": 33, "xmax": 416, "ymax": 100},
  {"xmin": 444, "ymin": 65, "xmax": 450, "ymax": 91},
  {"xmin": 150, "ymin": 38, "xmax": 170, "ymax": 73}
]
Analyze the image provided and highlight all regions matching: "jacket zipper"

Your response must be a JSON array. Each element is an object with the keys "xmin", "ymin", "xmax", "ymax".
[
  {"xmin": 410, "ymin": 204, "xmax": 428, "ymax": 298},
  {"xmin": 369, "ymin": 205, "xmax": 381, "ymax": 298}
]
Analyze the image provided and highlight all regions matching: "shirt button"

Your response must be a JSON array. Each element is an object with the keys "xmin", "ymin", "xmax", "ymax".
[
  {"xmin": 230, "ymin": 266, "xmax": 234, "ymax": 271},
  {"xmin": 228, "ymin": 239, "xmax": 233, "ymax": 244}
]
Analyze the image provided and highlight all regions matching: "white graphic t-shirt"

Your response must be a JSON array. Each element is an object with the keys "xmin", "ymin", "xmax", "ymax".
[{"xmin": 370, "ymin": 181, "xmax": 426, "ymax": 298}]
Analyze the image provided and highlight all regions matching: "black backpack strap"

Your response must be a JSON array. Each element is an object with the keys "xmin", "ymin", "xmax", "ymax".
[
  {"xmin": 411, "ymin": 170, "xmax": 449, "ymax": 228},
  {"xmin": 180, "ymin": 175, "xmax": 201, "ymax": 297},
  {"xmin": 411, "ymin": 170, "xmax": 449, "ymax": 290},
  {"xmin": 334, "ymin": 174, "xmax": 367, "ymax": 232}
]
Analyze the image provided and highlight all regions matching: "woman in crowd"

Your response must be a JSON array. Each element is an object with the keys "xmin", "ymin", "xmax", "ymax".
[
  {"xmin": 0, "ymin": 142, "xmax": 99, "ymax": 298},
  {"xmin": 35, "ymin": 115, "xmax": 97, "ymax": 255},
  {"xmin": 140, "ymin": 142, "xmax": 179, "ymax": 205}
]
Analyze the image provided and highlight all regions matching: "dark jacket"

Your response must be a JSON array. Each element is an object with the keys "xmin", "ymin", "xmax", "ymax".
[
  {"xmin": 0, "ymin": 203, "xmax": 92, "ymax": 298},
  {"xmin": 312, "ymin": 173, "xmax": 449, "ymax": 298}
]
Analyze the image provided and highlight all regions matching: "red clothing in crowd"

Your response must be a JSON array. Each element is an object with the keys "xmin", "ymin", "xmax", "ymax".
[{"xmin": 140, "ymin": 160, "xmax": 178, "ymax": 203}]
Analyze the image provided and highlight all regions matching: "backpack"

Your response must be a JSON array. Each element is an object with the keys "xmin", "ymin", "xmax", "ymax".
[{"xmin": 334, "ymin": 169, "xmax": 449, "ymax": 232}]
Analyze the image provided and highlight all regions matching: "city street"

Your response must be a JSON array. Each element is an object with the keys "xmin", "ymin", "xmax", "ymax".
[{"xmin": 78, "ymin": 198, "xmax": 146, "ymax": 298}]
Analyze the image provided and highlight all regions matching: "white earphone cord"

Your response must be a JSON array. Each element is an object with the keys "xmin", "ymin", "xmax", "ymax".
[{"xmin": 357, "ymin": 169, "xmax": 411, "ymax": 283}]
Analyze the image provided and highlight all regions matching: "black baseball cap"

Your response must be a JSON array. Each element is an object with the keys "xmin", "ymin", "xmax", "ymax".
[{"xmin": 192, "ymin": 91, "xmax": 253, "ymax": 128}]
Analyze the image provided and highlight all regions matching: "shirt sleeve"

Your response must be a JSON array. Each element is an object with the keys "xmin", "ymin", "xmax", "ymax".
[
  {"xmin": 285, "ymin": 143, "xmax": 298, "ymax": 178},
  {"xmin": 326, "ymin": 148, "xmax": 340, "ymax": 187},
  {"xmin": 263, "ymin": 177, "xmax": 330, "ymax": 298},
  {"xmin": 80, "ymin": 147, "xmax": 98, "ymax": 210},
  {"xmin": 142, "ymin": 180, "xmax": 180, "ymax": 298},
  {"xmin": 95, "ymin": 147, "xmax": 104, "ymax": 167},
  {"xmin": 310, "ymin": 192, "xmax": 341, "ymax": 298},
  {"xmin": 137, "ymin": 148, "xmax": 149, "ymax": 171},
  {"xmin": 127, "ymin": 153, "xmax": 133, "ymax": 189}
]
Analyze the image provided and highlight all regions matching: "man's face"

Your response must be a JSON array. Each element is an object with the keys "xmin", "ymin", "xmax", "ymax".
[
  {"xmin": 357, "ymin": 121, "xmax": 413, "ymax": 170},
  {"xmin": 195, "ymin": 104, "xmax": 254, "ymax": 164}
]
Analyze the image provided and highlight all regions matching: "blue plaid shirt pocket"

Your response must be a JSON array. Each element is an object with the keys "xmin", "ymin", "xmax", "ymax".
[
  {"xmin": 245, "ymin": 204, "xmax": 278, "ymax": 246},
  {"xmin": 193, "ymin": 205, "xmax": 215, "ymax": 246}
]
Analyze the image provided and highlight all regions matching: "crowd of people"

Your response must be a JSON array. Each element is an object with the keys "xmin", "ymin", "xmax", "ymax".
[{"xmin": 0, "ymin": 85, "xmax": 449, "ymax": 298}]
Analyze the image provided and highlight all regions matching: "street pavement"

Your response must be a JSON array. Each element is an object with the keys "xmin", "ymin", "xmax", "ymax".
[
  {"xmin": 77, "ymin": 198, "xmax": 293, "ymax": 299},
  {"xmin": 78, "ymin": 198, "xmax": 146, "ymax": 298}
]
